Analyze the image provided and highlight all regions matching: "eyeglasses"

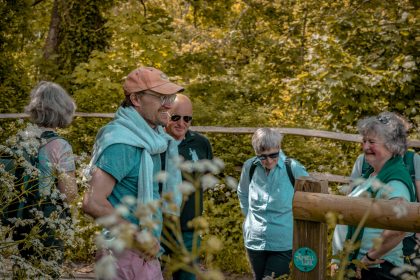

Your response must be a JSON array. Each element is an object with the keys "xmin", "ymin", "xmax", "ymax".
[
  {"xmin": 377, "ymin": 115, "xmax": 390, "ymax": 125},
  {"xmin": 256, "ymin": 152, "xmax": 279, "ymax": 161},
  {"xmin": 142, "ymin": 91, "xmax": 176, "ymax": 106},
  {"xmin": 170, "ymin": 115, "xmax": 193, "ymax": 123}
]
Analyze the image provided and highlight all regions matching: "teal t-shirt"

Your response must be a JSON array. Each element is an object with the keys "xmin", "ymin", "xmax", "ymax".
[
  {"xmin": 357, "ymin": 178, "xmax": 410, "ymax": 266},
  {"xmin": 95, "ymin": 143, "xmax": 162, "ymax": 234}
]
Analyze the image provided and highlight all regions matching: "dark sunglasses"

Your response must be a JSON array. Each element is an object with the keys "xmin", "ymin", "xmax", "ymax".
[
  {"xmin": 257, "ymin": 152, "xmax": 279, "ymax": 161},
  {"xmin": 171, "ymin": 115, "xmax": 193, "ymax": 123}
]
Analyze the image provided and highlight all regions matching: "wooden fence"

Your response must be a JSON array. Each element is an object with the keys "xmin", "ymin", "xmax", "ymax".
[
  {"xmin": 1, "ymin": 112, "xmax": 419, "ymax": 184},
  {"xmin": 2, "ymin": 112, "xmax": 419, "ymax": 147}
]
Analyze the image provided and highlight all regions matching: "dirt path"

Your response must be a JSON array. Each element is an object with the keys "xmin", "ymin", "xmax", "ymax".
[{"xmin": 61, "ymin": 263, "xmax": 253, "ymax": 280}]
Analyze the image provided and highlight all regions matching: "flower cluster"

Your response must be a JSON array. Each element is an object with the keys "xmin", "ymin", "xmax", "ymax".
[{"xmin": 0, "ymin": 123, "xmax": 79, "ymax": 279}]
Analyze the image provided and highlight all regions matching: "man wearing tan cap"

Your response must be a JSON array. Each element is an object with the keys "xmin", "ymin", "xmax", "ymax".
[{"xmin": 83, "ymin": 67, "xmax": 184, "ymax": 279}]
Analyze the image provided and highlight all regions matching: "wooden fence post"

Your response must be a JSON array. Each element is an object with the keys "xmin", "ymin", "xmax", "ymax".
[{"xmin": 292, "ymin": 177, "xmax": 328, "ymax": 280}]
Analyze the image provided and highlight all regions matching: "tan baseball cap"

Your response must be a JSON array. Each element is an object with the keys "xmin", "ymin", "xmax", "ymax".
[{"xmin": 123, "ymin": 67, "xmax": 184, "ymax": 95}]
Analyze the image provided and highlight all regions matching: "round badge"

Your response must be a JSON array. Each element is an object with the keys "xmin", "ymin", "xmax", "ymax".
[{"xmin": 293, "ymin": 247, "xmax": 318, "ymax": 272}]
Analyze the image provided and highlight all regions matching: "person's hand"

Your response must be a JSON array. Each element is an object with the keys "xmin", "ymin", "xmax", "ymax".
[
  {"xmin": 133, "ymin": 233, "xmax": 160, "ymax": 261},
  {"xmin": 330, "ymin": 263, "xmax": 339, "ymax": 277},
  {"xmin": 355, "ymin": 253, "xmax": 384, "ymax": 279}
]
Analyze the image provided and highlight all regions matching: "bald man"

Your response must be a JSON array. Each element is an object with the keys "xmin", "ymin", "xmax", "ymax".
[{"xmin": 165, "ymin": 94, "xmax": 213, "ymax": 280}]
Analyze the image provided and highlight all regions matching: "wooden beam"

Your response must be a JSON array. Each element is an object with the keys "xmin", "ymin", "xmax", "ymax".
[
  {"xmin": 309, "ymin": 172, "xmax": 350, "ymax": 184},
  {"xmin": 293, "ymin": 192, "xmax": 420, "ymax": 232}
]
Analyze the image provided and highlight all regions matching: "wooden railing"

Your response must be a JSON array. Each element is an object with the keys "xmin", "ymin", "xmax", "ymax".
[
  {"xmin": 1, "ymin": 112, "xmax": 419, "ymax": 184},
  {"xmin": 2, "ymin": 112, "xmax": 419, "ymax": 148}
]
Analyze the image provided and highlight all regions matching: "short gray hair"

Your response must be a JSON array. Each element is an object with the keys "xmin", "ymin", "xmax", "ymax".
[
  {"xmin": 252, "ymin": 128, "xmax": 283, "ymax": 154},
  {"xmin": 357, "ymin": 112, "xmax": 408, "ymax": 156},
  {"xmin": 25, "ymin": 81, "xmax": 76, "ymax": 128}
]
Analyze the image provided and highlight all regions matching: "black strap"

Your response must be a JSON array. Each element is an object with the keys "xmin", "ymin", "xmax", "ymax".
[
  {"xmin": 249, "ymin": 157, "xmax": 295, "ymax": 187},
  {"xmin": 40, "ymin": 130, "xmax": 60, "ymax": 139},
  {"xmin": 285, "ymin": 157, "xmax": 295, "ymax": 187},
  {"xmin": 159, "ymin": 152, "xmax": 166, "ymax": 194},
  {"xmin": 249, "ymin": 159, "xmax": 258, "ymax": 181}
]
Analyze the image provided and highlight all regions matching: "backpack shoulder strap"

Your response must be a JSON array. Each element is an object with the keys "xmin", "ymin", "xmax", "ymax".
[
  {"xmin": 249, "ymin": 158, "xmax": 258, "ymax": 182},
  {"xmin": 40, "ymin": 131, "xmax": 63, "ymax": 144},
  {"xmin": 403, "ymin": 151, "xmax": 415, "ymax": 181},
  {"xmin": 285, "ymin": 157, "xmax": 295, "ymax": 187}
]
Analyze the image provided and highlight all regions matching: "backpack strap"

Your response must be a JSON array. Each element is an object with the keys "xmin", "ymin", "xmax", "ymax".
[
  {"xmin": 248, "ymin": 157, "xmax": 295, "ymax": 187},
  {"xmin": 40, "ymin": 130, "xmax": 63, "ymax": 144},
  {"xmin": 403, "ymin": 151, "xmax": 416, "ymax": 199},
  {"xmin": 249, "ymin": 159, "xmax": 258, "ymax": 182},
  {"xmin": 285, "ymin": 157, "xmax": 295, "ymax": 187}
]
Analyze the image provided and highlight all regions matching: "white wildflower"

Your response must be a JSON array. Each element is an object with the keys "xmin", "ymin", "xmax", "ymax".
[
  {"xmin": 95, "ymin": 254, "xmax": 117, "ymax": 280},
  {"xmin": 391, "ymin": 264, "xmax": 417, "ymax": 277},
  {"xmin": 109, "ymin": 238, "xmax": 126, "ymax": 253},
  {"xmin": 96, "ymin": 214, "xmax": 118, "ymax": 227},
  {"xmin": 147, "ymin": 200, "xmax": 160, "ymax": 213},
  {"xmin": 155, "ymin": 171, "xmax": 168, "ymax": 183},
  {"xmin": 178, "ymin": 181, "xmax": 195, "ymax": 195},
  {"xmin": 206, "ymin": 236, "xmax": 223, "ymax": 252},
  {"xmin": 136, "ymin": 229, "xmax": 153, "ymax": 244},
  {"xmin": 212, "ymin": 157, "xmax": 225, "ymax": 173},
  {"xmin": 179, "ymin": 160, "xmax": 194, "ymax": 173},
  {"xmin": 115, "ymin": 204, "xmax": 129, "ymax": 216},
  {"xmin": 201, "ymin": 174, "xmax": 219, "ymax": 190},
  {"xmin": 172, "ymin": 154, "xmax": 184, "ymax": 167},
  {"xmin": 225, "ymin": 176, "xmax": 238, "ymax": 190},
  {"xmin": 193, "ymin": 160, "xmax": 208, "ymax": 173},
  {"xmin": 122, "ymin": 195, "xmax": 136, "ymax": 206},
  {"xmin": 392, "ymin": 203, "xmax": 408, "ymax": 218}
]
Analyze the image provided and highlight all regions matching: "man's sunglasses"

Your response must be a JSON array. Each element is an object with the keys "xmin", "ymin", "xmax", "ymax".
[
  {"xmin": 170, "ymin": 115, "xmax": 193, "ymax": 123},
  {"xmin": 256, "ymin": 152, "xmax": 279, "ymax": 161}
]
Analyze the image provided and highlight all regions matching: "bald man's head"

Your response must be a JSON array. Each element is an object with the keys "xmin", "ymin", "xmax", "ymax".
[{"xmin": 166, "ymin": 94, "xmax": 193, "ymax": 140}]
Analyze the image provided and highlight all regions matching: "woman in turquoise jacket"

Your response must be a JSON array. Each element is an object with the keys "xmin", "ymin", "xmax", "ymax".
[{"xmin": 237, "ymin": 128, "xmax": 308, "ymax": 280}]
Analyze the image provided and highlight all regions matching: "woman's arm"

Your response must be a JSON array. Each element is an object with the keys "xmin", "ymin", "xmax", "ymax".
[
  {"xmin": 363, "ymin": 229, "xmax": 406, "ymax": 261},
  {"xmin": 237, "ymin": 162, "xmax": 251, "ymax": 216}
]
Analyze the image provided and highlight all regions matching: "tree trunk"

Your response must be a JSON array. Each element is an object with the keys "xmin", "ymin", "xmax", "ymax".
[{"xmin": 43, "ymin": 0, "xmax": 61, "ymax": 60}]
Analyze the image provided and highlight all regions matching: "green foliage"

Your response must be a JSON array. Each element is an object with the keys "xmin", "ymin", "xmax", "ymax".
[
  {"xmin": 66, "ymin": 117, "xmax": 110, "ymax": 155},
  {"xmin": 72, "ymin": 0, "xmax": 180, "ymax": 111},
  {"xmin": 39, "ymin": 0, "xmax": 113, "ymax": 89},
  {"xmin": 1, "ymin": 0, "xmax": 419, "ymax": 275},
  {"xmin": 203, "ymin": 186, "xmax": 250, "ymax": 274},
  {"xmin": 0, "ymin": 0, "xmax": 32, "ymax": 113},
  {"xmin": 284, "ymin": 0, "xmax": 420, "ymax": 130}
]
